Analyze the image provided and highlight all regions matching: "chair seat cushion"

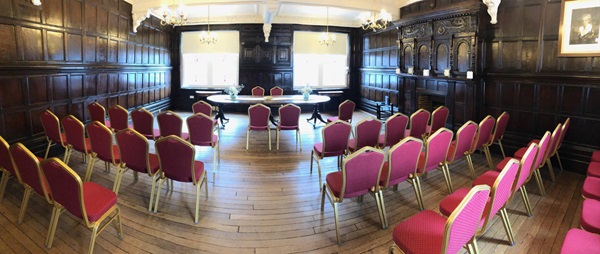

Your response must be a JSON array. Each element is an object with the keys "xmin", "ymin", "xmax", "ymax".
[
  {"xmin": 439, "ymin": 188, "xmax": 489, "ymax": 227},
  {"xmin": 192, "ymin": 135, "xmax": 219, "ymax": 147},
  {"xmin": 148, "ymin": 153, "xmax": 160, "ymax": 174},
  {"xmin": 278, "ymin": 124, "xmax": 298, "ymax": 131},
  {"xmin": 326, "ymin": 171, "xmax": 343, "ymax": 198},
  {"xmin": 494, "ymin": 157, "xmax": 513, "ymax": 172},
  {"xmin": 249, "ymin": 125, "xmax": 269, "ymax": 131},
  {"xmin": 593, "ymin": 150, "xmax": 600, "ymax": 163},
  {"xmin": 348, "ymin": 139, "xmax": 357, "ymax": 152},
  {"xmin": 377, "ymin": 134, "xmax": 386, "ymax": 148},
  {"xmin": 404, "ymin": 129, "xmax": 411, "ymax": 138},
  {"xmin": 392, "ymin": 210, "xmax": 445, "ymax": 254},
  {"xmin": 588, "ymin": 162, "xmax": 600, "ymax": 178},
  {"xmin": 472, "ymin": 171, "xmax": 499, "ymax": 189},
  {"xmin": 313, "ymin": 143, "xmax": 344, "ymax": 158},
  {"xmin": 581, "ymin": 199, "xmax": 600, "ymax": 234},
  {"xmin": 326, "ymin": 117, "xmax": 338, "ymax": 123},
  {"xmin": 447, "ymin": 141, "xmax": 458, "ymax": 161},
  {"xmin": 193, "ymin": 161, "xmax": 205, "ymax": 182},
  {"xmin": 561, "ymin": 229, "xmax": 600, "ymax": 253},
  {"xmin": 82, "ymin": 182, "xmax": 117, "ymax": 222},
  {"xmin": 513, "ymin": 147, "xmax": 527, "ymax": 160},
  {"xmin": 582, "ymin": 177, "xmax": 600, "ymax": 200},
  {"xmin": 379, "ymin": 161, "xmax": 409, "ymax": 187}
]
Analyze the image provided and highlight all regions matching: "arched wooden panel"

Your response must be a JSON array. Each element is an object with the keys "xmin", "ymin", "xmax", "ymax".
[
  {"xmin": 404, "ymin": 46, "xmax": 414, "ymax": 68},
  {"xmin": 436, "ymin": 44, "xmax": 449, "ymax": 71},
  {"xmin": 457, "ymin": 42, "xmax": 469, "ymax": 72},
  {"xmin": 418, "ymin": 44, "xmax": 430, "ymax": 69}
]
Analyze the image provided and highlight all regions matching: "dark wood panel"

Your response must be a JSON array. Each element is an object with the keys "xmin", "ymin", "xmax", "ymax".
[
  {"xmin": 21, "ymin": 27, "xmax": 43, "ymax": 61},
  {"xmin": 47, "ymin": 31, "xmax": 65, "ymax": 61},
  {"xmin": 67, "ymin": 33, "xmax": 82, "ymax": 61},
  {"xmin": 0, "ymin": 77, "xmax": 24, "ymax": 108},
  {"xmin": 44, "ymin": 0, "xmax": 64, "ymax": 27},
  {"xmin": 28, "ymin": 76, "xmax": 48, "ymax": 105},
  {"xmin": 0, "ymin": 24, "xmax": 18, "ymax": 62}
]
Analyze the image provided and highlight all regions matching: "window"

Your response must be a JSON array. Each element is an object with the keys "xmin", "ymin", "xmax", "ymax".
[
  {"xmin": 293, "ymin": 31, "xmax": 349, "ymax": 89},
  {"xmin": 180, "ymin": 31, "xmax": 240, "ymax": 88}
]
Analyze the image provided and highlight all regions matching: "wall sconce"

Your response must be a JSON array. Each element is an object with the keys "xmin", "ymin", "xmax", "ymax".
[{"xmin": 31, "ymin": 0, "xmax": 42, "ymax": 6}]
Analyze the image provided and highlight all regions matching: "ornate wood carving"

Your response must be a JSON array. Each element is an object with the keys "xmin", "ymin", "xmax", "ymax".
[
  {"xmin": 402, "ymin": 23, "xmax": 432, "ymax": 38},
  {"xmin": 434, "ymin": 16, "xmax": 472, "ymax": 35}
]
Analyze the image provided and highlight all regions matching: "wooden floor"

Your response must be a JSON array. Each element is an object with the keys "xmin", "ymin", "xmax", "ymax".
[{"xmin": 0, "ymin": 111, "xmax": 585, "ymax": 253}]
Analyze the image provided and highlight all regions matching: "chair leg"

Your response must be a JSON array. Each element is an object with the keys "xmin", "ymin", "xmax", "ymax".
[
  {"xmin": 268, "ymin": 128, "xmax": 271, "ymax": 150},
  {"xmin": 465, "ymin": 153, "xmax": 476, "ymax": 179},
  {"xmin": 44, "ymin": 141, "xmax": 52, "ymax": 159},
  {"xmin": 546, "ymin": 158, "xmax": 556, "ymax": 182},
  {"xmin": 520, "ymin": 186, "xmax": 533, "ymax": 217},
  {"xmin": 375, "ymin": 190, "xmax": 388, "ymax": 229},
  {"xmin": 104, "ymin": 161, "xmax": 110, "ymax": 173},
  {"xmin": 316, "ymin": 158, "xmax": 323, "ymax": 188},
  {"xmin": 213, "ymin": 145, "xmax": 217, "ymax": 172},
  {"xmin": 115, "ymin": 207, "xmax": 123, "ymax": 240},
  {"xmin": 148, "ymin": 174, "xmax": 158, "ymax": 212},
  {"xmin": 84, "ymin": 155, "xmax": 96, "ymax": 182},
  {"xmin": 467, "ymin": 237, "xmax": 480, "ymax": 254},
  {"xmin": 63, "ymin": 147, "xmax": 71, "ymax": 164},
  {"xmin": 153, "ymin": 177, "xmax": 166, "ymax": 213},
  {"xmin": 498, "ymin": 140, "xmax": 506, "ymax": 158},
  {"xmin": 320, "ymin": 184, "xmax": 327, "ymax": 211},
  {"xmin": 440, "ymin": 164, "xmax": 453, "ymax": 193},
  {"xmin": 484, "ymin": 146, "xmax": 494, "ymax": 169},
  {"xmin": 195, "ymin": 181, "xmax": 201, "ymax": 224},
  {"xmin": 112, "ymin": 166, "xmax": 126, "ymax": 195},
  {"xmin": 89, "ymin": 224, "xmax": 99, "ymax": 254},
  {"xmin": 297, "ymin": 129, "xmax": 302, "ymax": 151},
  {"xmin": 310, "ymin": 150, "xmax": 314, "ymax": 174},
  {"xmin": 409, "ymin": 176, "xmax": 425, "ymax": 211},
  {"xmin": 45, "ymin": 207, "xmax": 63, "ymax": 248},
  {"xmin": 556, "ymin": 151, "xmax": 564, "ymax": 172},
  {"xmin": 534, "ymin": 169, "xmax": 546, "ymax": 196},
  {"xmin": 246, "ymin": 129, "xmax": 250, "ymax": 150},
  {"xmin": 333, "ymin": 202, "xmax": 341, "ymax": 245},
  {"xmin": 276, "ymin": 129, "xmax": 280, "ymax": 150},
  {"xmin": 500, "ymin": 207, "xmax": 516, "ymax": 246},
  {"xmin": 0, "ymin": 171, "xmax": 10, "ymax": 204},
  {"xmin": 18, "ymin": 188, "xmax": 33, "ymax": 224}
]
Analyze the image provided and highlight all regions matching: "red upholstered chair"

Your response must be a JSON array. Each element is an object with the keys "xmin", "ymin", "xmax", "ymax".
[
  {"xmin": 588, "ymin": 161, "xmax": 600, "ymax": 178},
  {"xmin": 61, "ymin": 115, "xmax": 93, "ymax": 165},
  {"xmin": 108, "ymin": 105, "xmax": 130, "ymax": 132},
  {"xmin": 389, "ymin": 185, "xmax": 491, "ymax": 254},
  {"xmin": 476, "ymin": 143, "xmax": 538, "ymax": 216},
  {"xmin": 40, "ymin": 110, "xmax": 68, "ymax": 160},
  {"xmin": 0, "ymin": 135, "xmax": 19, "ymax": 204},
  {"xmin": 187, "ymin": 113, "xmax": 220, "ymax": 172},
  {"xmin": 320, "ymin": 147, "xmax": 386, "ymax": 244},
  {"xmin": 425, "ymin": 105, "xmax": 449, "ymax": 137},
  {"xmin": 580, "ymin": 198, "xmax": 600, "ymax": 234},
  {"xmin": 445, "ymin": 121, "xmax": 478, "ymax": 180},
  {"xmin": 154, "ymin": 136, "xmax": 208, "ymax": 224},
  {"xmin": 270, "ymin": 86, "xmax": 283, "ymax": 96},
  {"xmin": 247, "ymin": 103, "xmax": 271, "ymax": 150},
  {"xmin": 511, "ymin": 131, "xmax": 552, "ymax": 196},
  {"xmin": 114, "ymin": 129, "xmax": 161, "ymax": 208},
  {"xmin": 192, "ymin": 100, "xmax": 221, "ymax": 134},
  {"xmin": 377, "ymin": 113, "xmax": 408, "ymax": 148},
  {"xmin": 582, "ymin": 176, "xmax": 600, "ymax": 201},
  {"xmin": 379, "ymin": 137, "xmax": 423, "ymax": 226},
  {"xmin": 251, "ymin": 86, "xmax": 265, "ymax": 96},
  {"xmin": 593, "ymin": 150, "xmax": 600, "ymax": 163},
  {"xmin": 415, "ymin": 128, "xmax": 454, "ymax": 208},
  {"xmin": 85, "ymin": 121, "xmax": 121, "ymax": 182},
  {"xmin": 88, "ymin": 102, "xmax": 109, "ymax": 127},
  {"xmin": 543, "ymin": 123, "xmax": 563, "ymax": 182},
  {"xmin": 472, "ymin": 115, "xmax": 496, "ymax": 169},
  {"xmin": 310, "ymin": 120, "xmax": 352, "ymax": 187},
  {"xmin": 405, "ymin": 109, "xmax": 430, "ymax": 139},
  {"xmin": 555, "ymin": 118, "xmax": 570, "ymax": 172},
  {"xmin": 491, "ymin": 111, "xmax": 510, "ymax": 158},
  {"xmin": 276, "ymin": 104, "xmax": 301, "ymax": 150},
  {"xmin": 157, "ymin": 110, "xmax": 189, "ymax": 140},
  {"xmin": 327, "ymin": 99, "xmax": 355, "ymax": 123},
  {"xmin": 439, "ymin": 159, "xmax": 520, "ymax": 246},
  {"xmin": 9, "ymin": 143, "xmax": 52, "ymax": 224},
  {"xmin": 131, "ymin": 108, "xmax": 160, "ymax": 140},
  {"xmin": 40, "ymin": 158, "xmax": 123, "ymax": 252},
  {"xmin": 561, "ymin": 228, "xmax": 600, "ymax": 253},
  {"xmin": 348, "ymin": 118, "xmax": 382, "ymax": 153}
]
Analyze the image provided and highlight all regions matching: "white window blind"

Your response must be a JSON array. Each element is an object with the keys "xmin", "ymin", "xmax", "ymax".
[{"xmin": 293, "ymin": 31, "xmax": 349, "ymax": 89}]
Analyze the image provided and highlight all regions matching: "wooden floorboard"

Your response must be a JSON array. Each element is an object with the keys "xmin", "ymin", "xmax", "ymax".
[{"xmin": 0, "ymin": 111, "xmax": 586, "ymax": 253}]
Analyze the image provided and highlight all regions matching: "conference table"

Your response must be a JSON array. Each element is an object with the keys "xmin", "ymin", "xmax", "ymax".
[{"xmin": 206, "ymin": 94, "xmax": 331, "ymax": 128}]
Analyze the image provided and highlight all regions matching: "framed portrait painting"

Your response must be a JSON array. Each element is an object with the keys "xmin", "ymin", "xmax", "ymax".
[{"xmin": 558, "ymin": 0, "xmax": 600, "ymax": 56}]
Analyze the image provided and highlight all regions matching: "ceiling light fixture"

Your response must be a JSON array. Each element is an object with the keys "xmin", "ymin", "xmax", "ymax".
[
  {"xmin": 160, "ymin": 0, "xmax": 187, "ymax": 27},
  {"xmin": 318, "ymin": 7, "xmax": 336, "ymax": 46},
  {"xmin": 199, "ymin": 5, "xmax": 217, "ymax": 45},
  {"xmin": 31, "ymin": 0, "xmax": 41, "ymax": 6},
  {"xmin": 361, "ymin": 0, "xmax": 392, "ymax": 32}
]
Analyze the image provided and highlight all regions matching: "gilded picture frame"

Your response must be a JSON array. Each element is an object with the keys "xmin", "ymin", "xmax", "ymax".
[{"xmin": 558, "ymin": 0, "xmax": 600, "ymax": 56}]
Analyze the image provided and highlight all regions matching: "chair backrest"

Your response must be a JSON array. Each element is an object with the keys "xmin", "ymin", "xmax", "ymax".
[
  {"xmin": 248, "ymin": 104, "xmax": 270, "ymax": 129},
  {"xmin": 352, "ymin": 118, "xmax": 382, "ymax": 151},
  {"xmin": 87, "ymin": 121, "xmax": 117, "ymax": 164},
  {"xmin": 157, "ymin": 110, "xmax": 183, "ymax": 138},
  {"xmin": 429, "ymin": 106, "xmax": 449, "ymax": 134},
  {"xmin": 442, "ymin": 185, "xmax": 491, "ymax": 254},
  {"xmin": 382, "ymin": 113, "xmax": 409, "ymax": 147},
  {"xmin": 558, "ymin": 118, "xmax": 570, "ymax": 149},
  {"xmin": 116, "ymin": 128, "xmax": 151, "ymax": 174},
  {"xmin": 338, "ymin": 147, "xmax": 385, "ymax": 200},
  {"xmin": 408, "ymin": 109, "xmax": 430, "ymax": 138},
  {"xmin": 322, "ymin": 120, "xmax": 352, "ymax": 156},
  {"xmin": 0, "ymin": 135, "xmax": 18, "ymax": 180},
  {"xmin": 40, "ymin": 158, "xmax": 88, "ymax": 222},
  {"xmin": 337, "ymin": 100, "xmax": 356, "ymax": 122},
  {"xmin": 533, "ymin": 131, "xmax": 552, "ymax": 171},
  {"xmin": 186, "ymin": 113, "xmax": 216, "ymax": 146},
  {"xmin": 473, "ymin": 115, "xmax": 495, "ymax": 151},
  {"xmin": 88, "ymin": 102, "xmax": 106, "ymax": 125},
  {"xmin": 483, "ymin": 158, "xmax": 519, "ymax": 229},
  {"xmin": 9, "ymin": 143, "xmax": 51, "ymax": 203},
  {"xmin": 40, "ymin": 110, "xmax": 66, "ymax": 146},
  {"xmin": 192, "ymin": 101, "xmax": 213, "ymax": 116},
  {"xmin": 514, "ymin": 143, "xmax": 538, "ymax": 191},
  {"xmin": 270, "ymin": 86, "xmax": 283, "ymax": 96},
  {"xmin": 383, "ymin": 137, "xmax": 423, "ymax": 187},
  {"xmin": 448, "ymin": 121, "xmax": 478, "ymax": 162},
  {"xmin": 251, "ymin": 86, "xmax": 265, "ymax": 96},
  {"xmin": 155, "ymin": 136, "xmax": 198, "ymax": 184},
  {"xmin": 61, "ymin": 115, "xmax": 89, "ymax": 154},
  {"xmin": 108, "ymin": 105, "xmax": 129, "ymax": 132},
  {"xmin": 547, "ymin": 123, "xmax": 563, "ymax": 157},
  {"xmin": 278, "ymin": 104, "xmax": 300, "ymax": 128},
  {"xmin": 492, "ymin": 111, "xmax": 509, "ymax": 142},
  {"xmin": 131, "ymin": 108, "xmax": 155, "ymax": 139},
  {"xmin": 420, "ymin": 128, "xmax": 453, "ymax": 173}
]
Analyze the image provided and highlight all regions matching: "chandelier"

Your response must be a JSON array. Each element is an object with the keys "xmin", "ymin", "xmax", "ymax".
[
  {"xmin": 160, "ymin": 0, "xmax": 187, "ymax": 27},
  {"xmin": 361, "ymin": 1, "xmax": 392, "ymax": 32},
  {"xmin": 199, "ymin": 5, "xmax": 217, "ymax": 45},
  {"xmin": 319, "ymin": 7, "xmax": 336, "ymax": 46}
]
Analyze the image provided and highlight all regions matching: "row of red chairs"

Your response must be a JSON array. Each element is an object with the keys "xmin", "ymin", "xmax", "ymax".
[
  {"xmin": 560, "ymin": 152, "xmax": 600, "ymax": 253},
  {"xmin": 249, "ymin": 86, "xmax": 283, "ymax": 96}
]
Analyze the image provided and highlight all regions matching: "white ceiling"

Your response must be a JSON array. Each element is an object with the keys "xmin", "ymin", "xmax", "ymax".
[{"xmin": 128, "ymin": 0, "xmax": 422, "ymax": 30}]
